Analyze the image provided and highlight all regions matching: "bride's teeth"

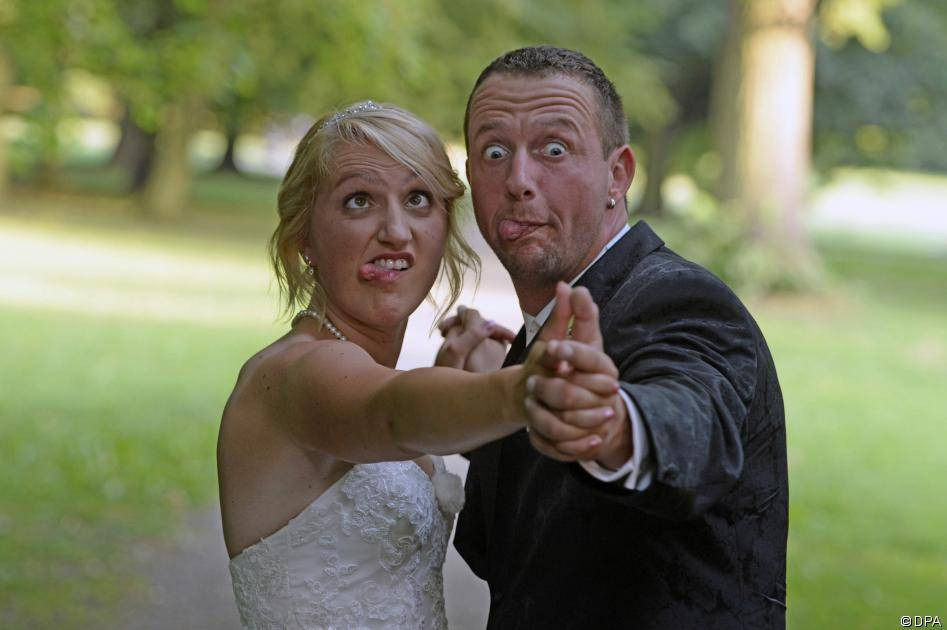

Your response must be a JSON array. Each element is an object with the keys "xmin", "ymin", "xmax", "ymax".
[{"xmin": 372, "ymin": 258, "xmax": 410, "ymax": 270}]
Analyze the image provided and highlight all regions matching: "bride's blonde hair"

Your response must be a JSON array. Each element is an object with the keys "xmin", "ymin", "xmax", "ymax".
[{"xmin": 269, "ymin": 102, "xmax": 479, "ymax": 323}]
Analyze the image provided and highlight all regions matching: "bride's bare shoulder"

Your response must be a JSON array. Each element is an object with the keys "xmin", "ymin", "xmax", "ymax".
[{"xmin": 233, "ymin": 332, "xmax": 334, "ymax": 389}]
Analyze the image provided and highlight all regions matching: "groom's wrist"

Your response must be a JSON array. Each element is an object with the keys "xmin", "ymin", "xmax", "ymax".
[{"xmin": 595, "ymin": 400, "xmax": 633, "ymax": 470}]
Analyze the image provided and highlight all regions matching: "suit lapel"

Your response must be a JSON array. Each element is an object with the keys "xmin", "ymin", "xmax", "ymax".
[
  {"xmin": 572, "ymin": 220, "xmax": 665, "ymax": 305},
  {"xmin": 502, "ymin": 327, "xmax": 528, "ymax": 368}
]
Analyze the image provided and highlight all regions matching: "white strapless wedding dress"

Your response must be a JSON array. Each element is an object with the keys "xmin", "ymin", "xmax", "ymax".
[{"xmin": 229, "ymin": 458, "xmax": 464, "ymax": 629}]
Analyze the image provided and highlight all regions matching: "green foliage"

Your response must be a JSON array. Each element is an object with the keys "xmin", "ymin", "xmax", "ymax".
[
  {"xmin": 3, "ymin": 0, "xmax": 944, "ymax": 175},
  {"xmin": 815, "ymin": 0, "xmax": 947, "ymax": 172},
  {"xmin": 0, "ymin": 1, "xmax": 74, "ymax": 166},
  {"xmin": 645, "ymin": 197, "xmax": 823, "ymax": 297}
]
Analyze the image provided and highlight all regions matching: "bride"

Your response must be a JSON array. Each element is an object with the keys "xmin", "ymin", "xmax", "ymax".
[{"xmin": 217, "ymin": 101, "xmax": 616, "ymax": 628}]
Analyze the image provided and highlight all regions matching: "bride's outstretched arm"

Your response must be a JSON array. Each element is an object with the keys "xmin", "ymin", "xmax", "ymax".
[{"xmin": 267, "ymin": 341, "xmax": 616, "ymax": 463}]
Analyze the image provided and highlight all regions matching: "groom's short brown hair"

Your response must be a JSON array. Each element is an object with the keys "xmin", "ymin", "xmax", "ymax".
[{"xmin": 463, "ymin": 46, "xmax": 629, "ymax": 157}]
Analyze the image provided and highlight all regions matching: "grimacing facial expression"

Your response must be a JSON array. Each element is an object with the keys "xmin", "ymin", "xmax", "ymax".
[
  {"xmin": 466, "ymin": 74, "xmax": 617, "ymax": 291},
  {"xmin": 303, "ymin": 142, "xmax": 448, "ymax": 329}
]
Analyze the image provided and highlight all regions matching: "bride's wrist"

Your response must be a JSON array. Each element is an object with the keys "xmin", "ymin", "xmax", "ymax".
[{"xmin": 497, "ymin": 365, "xmax": 526, "ymax": 429}]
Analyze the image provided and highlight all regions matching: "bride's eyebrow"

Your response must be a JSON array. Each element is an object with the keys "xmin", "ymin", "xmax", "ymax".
[
  {"xmin": 403, "ymin": 172, "xmax": 426, "ymax": 186},
  {"xmin": 334, "ymin": 172, "xmax": 379, "ymax": 188}
]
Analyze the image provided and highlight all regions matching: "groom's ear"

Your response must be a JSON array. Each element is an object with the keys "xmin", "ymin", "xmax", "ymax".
[
  {"xmin": 608, "ymin": 145, "xmax": 636, "ymax": 203},
  {"xmin": 465, "ymin": 158, "xmax": 471, "ymax": 184}
]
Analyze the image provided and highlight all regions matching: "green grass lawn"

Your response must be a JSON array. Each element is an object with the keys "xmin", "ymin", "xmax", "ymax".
[
  {"xmin": 767, "ymin": 240, "xmax": 947, "ymax": 627},
  {"xmin": 1, "ymin": 187, "xmax": 945, "ymax": 627}
]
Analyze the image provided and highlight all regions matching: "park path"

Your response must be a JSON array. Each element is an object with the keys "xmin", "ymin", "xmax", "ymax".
[
  {"xmin": 118, "ymin": 457, "xmax": 490, "ymax": 629},
  {"xmin": 118, "ymin": 508, "xmax": 241, "ymax": 629}
]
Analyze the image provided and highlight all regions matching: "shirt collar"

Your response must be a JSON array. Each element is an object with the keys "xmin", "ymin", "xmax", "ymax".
[{"xmin": 522, "ymin": 224, "xmax": 630, "ymax": 345}]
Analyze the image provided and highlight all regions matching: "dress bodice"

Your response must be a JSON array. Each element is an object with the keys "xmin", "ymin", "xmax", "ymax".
[{"xmin": 229, "ymin": 458, "xmax": 463, "ymax": 629}]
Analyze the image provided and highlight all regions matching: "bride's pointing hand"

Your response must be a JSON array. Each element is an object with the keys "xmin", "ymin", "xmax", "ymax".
[{"xmin": 435, "ymin": 306, "xmax": 516, "ymax": 372}]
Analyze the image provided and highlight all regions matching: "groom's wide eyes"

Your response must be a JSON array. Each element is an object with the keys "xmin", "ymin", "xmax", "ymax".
[
  {"xmin": 541, "ymin": 141, "xmax": 567, "ymax": 157},
  {"xmin": 482, "ymin": 145, "xmax": 509, "ymax": 160}
]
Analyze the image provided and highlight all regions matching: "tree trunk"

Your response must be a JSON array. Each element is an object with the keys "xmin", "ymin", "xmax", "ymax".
[
  {"xmin": 216, "ymin": 128, "xmax": 240, "ymax": 173},
  {"xmin": 140, "ymin": 100, "xmax": 198, "ymax": 219},
  {"xmin": 35, "ymin": 114, "xmax": 61, "ymax": 189},
  {"xmin": 712, "ymin": 0, "xmax": 820, "ymax": 285},
  {"xmin": 111, "ymin": 107, "xmax": 156, "ymax": 192},
  {"xmin": 636, "ymin": 123, "xmax": 676, "ymax": 217},
  {"xmin": 0, "ymin": 49, "xmax": 10, "ymax": 201}
]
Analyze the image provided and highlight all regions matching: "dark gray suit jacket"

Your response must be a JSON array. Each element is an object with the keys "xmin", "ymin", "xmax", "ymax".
[{"xmin": 454, "ymin": 221, "xmax": 788, "ymax": 629}]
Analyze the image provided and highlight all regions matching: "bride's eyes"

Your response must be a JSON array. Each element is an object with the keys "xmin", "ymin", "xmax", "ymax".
[
  {"xmin": 342, "ymin": 191, "xmax": 432, "ymax": 211},
  {"xmin": 405, "ymin": 191, "xmax": 432, "ymax": 208},
  {"xmin": 343, "ymin": 193, "xmax": 371, "ymax": 210}
]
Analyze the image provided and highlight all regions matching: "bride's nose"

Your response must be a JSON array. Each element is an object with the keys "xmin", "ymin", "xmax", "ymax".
[{"xmin": 377, "ymin": 204, "xmax": 412, "ymax": 248}]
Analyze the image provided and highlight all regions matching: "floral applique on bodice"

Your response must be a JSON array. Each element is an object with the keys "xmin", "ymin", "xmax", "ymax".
[{"xmin": 229, "ymin": 458, "xmax": 463, "ymax": 629}]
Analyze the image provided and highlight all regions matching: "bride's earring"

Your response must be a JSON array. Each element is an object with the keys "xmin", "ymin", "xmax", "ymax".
[
  {"xmin": 303, "ymin": 254, "xmax": 316, "ymax": 276},
  {"xmin": 607, "ymin": 197, "xmax": 616, "ymax": 209}
]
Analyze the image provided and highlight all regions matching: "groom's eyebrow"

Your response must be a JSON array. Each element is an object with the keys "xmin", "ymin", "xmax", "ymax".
[
  {"xmin": 537, "ymin": 116, "xmax": 580, "ymax": 134},
  {"xmin": 470, "ymin": 121, "xmax": 504, "ymax": 139}
]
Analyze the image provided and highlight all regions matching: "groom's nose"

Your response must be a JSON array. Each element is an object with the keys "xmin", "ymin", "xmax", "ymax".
[{"xmin": 505, "ymin": 149, "xmax": 536, "ymax": 201}]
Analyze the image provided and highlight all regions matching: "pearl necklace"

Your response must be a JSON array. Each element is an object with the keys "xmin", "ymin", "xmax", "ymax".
[{"xmin": 292, "ymin": 309, "xmax": 348, "ymax": 341}]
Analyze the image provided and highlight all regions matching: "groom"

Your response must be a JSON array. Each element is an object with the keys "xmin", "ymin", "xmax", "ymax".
[{"xmin": 439, "ymin": 46, "xmax": 788, "ymax": 628}]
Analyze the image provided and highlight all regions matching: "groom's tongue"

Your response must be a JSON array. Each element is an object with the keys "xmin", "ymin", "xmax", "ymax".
[{"xmin": 499, "ymin": 220, "xmax": 542, "ymax": 241}]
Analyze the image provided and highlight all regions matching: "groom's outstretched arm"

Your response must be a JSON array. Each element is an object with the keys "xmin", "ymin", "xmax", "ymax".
[{"xmin": 564, "ymin": 265, "xmax": 761, "ymax": 521}]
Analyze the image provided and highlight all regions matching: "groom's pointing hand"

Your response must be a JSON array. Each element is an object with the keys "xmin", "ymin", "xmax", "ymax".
[
  {"xmin": 521, "ymin": 339, "xmax": 617, "ymax": 460},
  {"xmin": 527, "ymin": 287, "xmax": 634, "ymax": 469}
]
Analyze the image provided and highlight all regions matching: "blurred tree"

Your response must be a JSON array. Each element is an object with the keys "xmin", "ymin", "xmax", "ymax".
[
  {"xmin": 91, "ymin": 0, "xmax": 468, "ymax": 214},
  {"xmin": 0, "ymin": 0, "xmax": 74, "ymax": 187},
  {"xmin": 711, "ymin": 0, "xmax": 820, "ymax": 290},
  {"xmin": 815, "ymin": 0, "xmax": 947, "ymax": 172},
  {"xmin": 627, "ymin": 0, "xmax": 728, "ymax": 216},
  {"xmin": 476, "ymin": 0, "xmax": 676, "ymax": 134},
  {"xmin": 75, "ymin": 0, "xmax": 233, "ymax": 218},
  {"xmin": 0, "ymin": 44, "xmax": 9, "ymax": 200},
  {"xmin": 109, "ymin": 109, "xmax": 155, "ymax": 191}
]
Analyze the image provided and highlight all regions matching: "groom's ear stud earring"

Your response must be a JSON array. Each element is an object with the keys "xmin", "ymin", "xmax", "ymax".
[{"xmin": 607, "ymin": 197, "xmax": 617, "ymax": 209}]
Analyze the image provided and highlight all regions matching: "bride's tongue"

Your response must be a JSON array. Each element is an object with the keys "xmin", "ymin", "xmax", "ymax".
[
  {"xmin": 359, "ymin": 263, "xmax": 402, "ymax": 283},
  {"xmin": 499, "ymin": 220, "xmax": 543, "ymax": 241}
]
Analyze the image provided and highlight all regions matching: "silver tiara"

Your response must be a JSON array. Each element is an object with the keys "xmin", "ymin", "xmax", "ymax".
[{"xmin": 318, "ymin": 101, "xmax": 382, "ymax": 131}]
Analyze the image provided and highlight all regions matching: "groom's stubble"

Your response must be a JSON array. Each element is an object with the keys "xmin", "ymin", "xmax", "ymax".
[{"xmin": 487, "ymin": 211, "xmax": 605, "ymax": 298}]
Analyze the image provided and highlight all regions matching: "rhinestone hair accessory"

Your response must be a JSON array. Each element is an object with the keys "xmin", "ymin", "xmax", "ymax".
[{"xmin": 318, "ymin": 101, "xmax": 383, "ymax": 132}]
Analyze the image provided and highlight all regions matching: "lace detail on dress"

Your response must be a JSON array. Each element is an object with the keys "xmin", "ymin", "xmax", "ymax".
[{"xmin": 229, "ymin": 459, "xmax": 461, "ymax": 629}]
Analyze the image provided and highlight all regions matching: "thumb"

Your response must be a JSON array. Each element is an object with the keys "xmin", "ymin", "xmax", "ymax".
[
  {"xmin": 569, "ymin": 286, "xmax": 603, "ymax": 349},
  {"xmin": 538, "ymin": 282, "xmax": 573, "ymax": 342}
]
